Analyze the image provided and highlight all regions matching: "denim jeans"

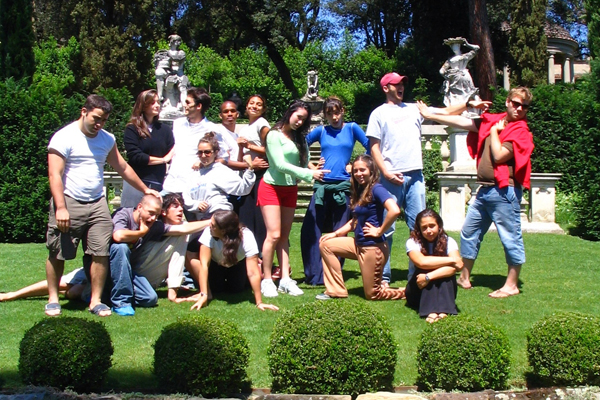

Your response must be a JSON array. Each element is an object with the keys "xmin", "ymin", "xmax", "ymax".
[
  {"xmin": 460, "ymin": 185, "xmax": 526, "ymax": 266},
  {"xmin": 109, "ymin": 243, "xmax": 158, "ymax": 308},
  {"xmin": 380, "ymin": 170, "xmax": 426, "ymax": 282}
]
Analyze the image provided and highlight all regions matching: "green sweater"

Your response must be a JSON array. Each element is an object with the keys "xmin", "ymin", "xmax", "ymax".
[{"xmin": 263, "ymin": 129, "xmax": 313, "ymax": 186}]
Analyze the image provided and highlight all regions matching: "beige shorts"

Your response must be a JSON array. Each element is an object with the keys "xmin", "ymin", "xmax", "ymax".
[{"xmin": 46, "ymin": 195, "xmax": 113, "ymax": 260}]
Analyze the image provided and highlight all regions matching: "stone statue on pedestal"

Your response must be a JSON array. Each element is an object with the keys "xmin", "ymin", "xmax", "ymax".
[
  {"xmin": 301, "ymin": 70, "xmax": 325, "ymax": 126},
  {"xmin": 440, "ymin": 37, "xmax": 480, "ymax": 109},
  {"xmin": 305, "ymin": 70, "xmax": 319, "ymax": 100},
  {"xmin": 154, "ymin": 34, "xmax": 189, "ymax": 119}
]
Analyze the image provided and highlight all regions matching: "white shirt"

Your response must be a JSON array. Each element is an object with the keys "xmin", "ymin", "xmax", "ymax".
[
  {"xmin": 48, "ymin": 121, "xmax": 115, "ymax": 202},
  {"xmin": 199, "ymin": 227, "xmax": 259, "ymax": 267},
  {"xmin": 238, "ymin": 117, "xmax": 270, "ymax": 159},
  {"xmin": 405, "ymin": 236, "xmax": 459, "ymax": 281}
]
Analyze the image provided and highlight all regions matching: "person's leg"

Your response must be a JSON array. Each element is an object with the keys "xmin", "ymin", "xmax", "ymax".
[
  {"xmin": 85, "ymin": 198, "xmax": 113, "ymax": 315},
  {"xmin": 358, "ymin": 243, "xmax": 405, "ymax": 300},
  {"xmin": 278, "ymin": 206, "xmax": 296, "ymax": 280},
  {"xmin": 319, "ymin": 237, "xmax": 357, "ymax": 297},
  {"xmin": 260, "ymin": 205, "xmax": 282, "ymax": 281},
  {"xmin": 45, "ymin": 257, "xmax": 64, "ymax": 310},
  {"xmin": 108, "ymin": 243, "xmax": 134, "ymax": 309},
  {"xmin": 403, "ymin": 170, "xmax": 427, "ymax": 231},
  {"xmin": 380, "ymin": 178, "xmax": 403, "ymax": 284},
  {"xmin": 459, "ymin": 188, "xmax": 493, "ymax": 289},
  {"xmin": 300, "ymin": 195, "xmax": 324, "ymax": 285},
  {"xmin": 132, "ymin": 274, "xmax": 158, "ymax": 307}
]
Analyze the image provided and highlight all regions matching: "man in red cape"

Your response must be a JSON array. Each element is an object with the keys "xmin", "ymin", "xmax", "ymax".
[{"xmin": 417, "ymin": 87, "xmax": 534, "ymax": 298}]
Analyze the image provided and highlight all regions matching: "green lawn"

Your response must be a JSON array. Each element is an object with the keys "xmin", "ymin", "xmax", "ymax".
[{"xmin": 1, "ymin": 225, "xmax": 599, "ymax": 392}]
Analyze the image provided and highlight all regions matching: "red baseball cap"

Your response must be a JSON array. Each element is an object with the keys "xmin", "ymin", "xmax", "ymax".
[{"xmin": 380, "ymin": 72, "xmax": 408, "ymax": 88}]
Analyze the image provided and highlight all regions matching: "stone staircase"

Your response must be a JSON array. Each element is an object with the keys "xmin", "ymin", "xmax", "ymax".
[{"xmin": 294, "ymin": 142, "xmax": 321, "ymax": 222}]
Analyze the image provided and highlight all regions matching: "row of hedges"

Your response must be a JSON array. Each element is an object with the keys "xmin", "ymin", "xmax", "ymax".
[{"xmin": 16, "ymin": 303, "xmax": 600, "ymax": 396}]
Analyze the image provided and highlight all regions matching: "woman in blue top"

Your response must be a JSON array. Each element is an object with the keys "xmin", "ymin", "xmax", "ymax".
[
  {"xmin": 317, "ymin": 154, "xmax": 405, "ymax": 300},
  {"xmin": 300, "ymin": 97, "xmax": 370, "ymax": 286}
]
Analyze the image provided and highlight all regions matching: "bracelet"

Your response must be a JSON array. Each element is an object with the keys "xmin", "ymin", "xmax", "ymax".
[
  {"xmin": 199, "ymin": 292, "xmax": 206, "ymax": 297},
  {"xmin": 425, "ymin": 274, "xmax": 430, "ymax": 283}
]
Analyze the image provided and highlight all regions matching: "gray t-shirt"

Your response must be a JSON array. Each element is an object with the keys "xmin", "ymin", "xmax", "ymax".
[{"xmin": 112, "ymin": 207, "xmax": 171, "ymax": 251}]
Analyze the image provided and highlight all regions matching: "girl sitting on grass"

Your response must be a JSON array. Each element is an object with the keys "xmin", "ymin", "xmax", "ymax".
[{"xmin": 405, "ymin": 209, "xmax": 463, "ymax": 323}]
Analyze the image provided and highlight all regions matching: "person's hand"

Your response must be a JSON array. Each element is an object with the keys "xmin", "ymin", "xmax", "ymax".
[
  {"xmin": 451, "ymin": 255, "xmax": 464, "ymax": 270},
  {"xmin": 363, "ymin": 222, "xmax": 382, "ymax": 238},
  {"xmin": 468, "ymin": 100, "xmax": 493, "ymax": 111},
  {"xmin": 319, "ymin": 232, "xmax": 338, "ymax": 243},
  {"xmin": 416, "ymin": 273, "xmax": 429, "ymax": 289},
  {"xmin": 416, "ymin": 100, "xmax": 433, "ymax": 119},
  {"xmin": 384, "ymin": 171, "xmax": 404, "ymax": 186},
  {"xmin": 252, "ymin": 157, "xmax": 269, "ymax": 170},
  {"xmin": 144, "ymin": 188, "xmax": 161, "ymax": 198},
  {"xmin": 139, "ymin": 218, "xmax": 150, "ymax": 236},
  {"xmin": 55, "ymin": 207, "xmax": 70, "ymax": 233},
  {"xmin": 312, "ymin": 169, "xmax": 330, "ymax": 181},
  {"xmin": 190, "ymin": 294, "xmax": 208, "ymax": 310},
  {"xmin": 197, "ymin": 201, "xmax": 209, "ymax": 212},
  {"xmin": 316, "ymin": 157, "xmax": 325, "ymax": 170},
  {"xmin": 191, "ymin": 161, "xmax": 201, "ymax": 171},
  {"xmin": 237, "ymin": 137, "xmax": 249, "ymax": 148},
  {"xmin": 257, "ymin": 303, "xmax": 279, "ymax": 311},
  {"xmin": 492, "ymin": 119, "xmax": 507, "ymax": 134},
  {"xmin": 163, "ymin": 151, "xmax": 174, "ymax": 164}
]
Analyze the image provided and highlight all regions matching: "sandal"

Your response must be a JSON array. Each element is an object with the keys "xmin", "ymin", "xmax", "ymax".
[
  {"xmin": 44, "ymin": 302, "xmax": 62, "ymax": 317},
  {"xmin": 89, "ymin": 303, "xmax": 112, "ymax": 317}
]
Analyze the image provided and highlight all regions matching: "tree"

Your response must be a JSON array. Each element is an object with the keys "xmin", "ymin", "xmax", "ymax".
[
  {"xmin": 468, "ymin": 0, "xmax": 497, "ymax": 100},
  {"xmin": 0, "ymin": 0, "xmax": 35, "ymax": 80},
  {"xmin": 509, "ymin": 0, "xmax": 548, "ymax": 87},
  {"xmin": 328, "ymin": 0, "xmax": 411, "ymax": 57}
]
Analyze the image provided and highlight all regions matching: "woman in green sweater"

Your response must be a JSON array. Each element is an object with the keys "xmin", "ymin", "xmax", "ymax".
[{"xmin": 258, "ymin": 101, "xmax": 329, "ymax": 297}]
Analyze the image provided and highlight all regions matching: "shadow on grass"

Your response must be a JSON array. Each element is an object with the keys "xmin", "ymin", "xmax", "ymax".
[
  {"xmin": 104, "ymin": 368, "xmax": 158, "ymax": 393},
  {"xmin": 0, "ymin": 370, "xmax": 20, "ymax": 389},
  {"xmin": 470, "ymin": 274, "xmax": 523, "ymax": 291}
]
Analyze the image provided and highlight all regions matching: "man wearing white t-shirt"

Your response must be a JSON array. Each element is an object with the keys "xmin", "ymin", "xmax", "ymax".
[{"xmin": 46, "ymin": 94, "xmax": 159, "ymax": 317}]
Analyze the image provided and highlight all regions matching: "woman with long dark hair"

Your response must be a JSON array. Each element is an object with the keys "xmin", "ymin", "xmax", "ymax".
[
  {"xmin": 121, "ymin": 89, "xmax": 174, "ymax": 207},
  {"xmin": 317, "ymin": 154, "xmax": 405, "ymax": 300},
  {"xmin": 189, "ymin": 210, "xmax": 279, "ymax": 311},
  {"xmin": 405, "ymin": 209, "xmax": 463, "ymax": 323},
  {"xmin": 258, "ymin": 100, "xmax": 329, "ymax": 298}
]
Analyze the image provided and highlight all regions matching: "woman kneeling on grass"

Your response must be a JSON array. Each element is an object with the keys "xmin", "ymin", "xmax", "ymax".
[
  {"xmin": 405, "ymin": 209, "xmax": 463, "ymax": 323},
  {"xmin": 317, "ymin": 154, "xmax": 405, "ymax": 300},
  {"xmin": 190, "ymin": 210, "xmax": 279, "ymax": 311}
]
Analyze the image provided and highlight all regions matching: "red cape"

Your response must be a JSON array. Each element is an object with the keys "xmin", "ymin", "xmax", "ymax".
[{"xmin": 466, "ymin": 112, "xmax": 534, "ymax": 189}]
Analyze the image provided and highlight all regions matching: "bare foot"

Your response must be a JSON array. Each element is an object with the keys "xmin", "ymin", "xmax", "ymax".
[
  {"xmin": 489, "ymin": 288, "xmax": 519, "ymax": 298},
  {"xmin": 426, "ymin": 313, "xmax": 439, "ymax": 323},
  {"xmin": 0, "ymin": 293, "xmax": 12, "ymax": 302},
  {"xmin": 438, "ymin": 313, "xmax": 448, "ymax": 320},
  {"xmin": 457, "ymin": 277, "xmax": 472, "ymax": 289}
]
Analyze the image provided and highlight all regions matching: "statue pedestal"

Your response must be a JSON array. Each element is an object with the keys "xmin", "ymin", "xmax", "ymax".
[{"xmin": 446, "ymin": 127, "xmax": 476, "ymax": 171}]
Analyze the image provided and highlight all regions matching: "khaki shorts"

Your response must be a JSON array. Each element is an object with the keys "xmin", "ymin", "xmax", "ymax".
[{"xmin": 46, "ymin": 196, "xmax": 113, "ymax": 260}]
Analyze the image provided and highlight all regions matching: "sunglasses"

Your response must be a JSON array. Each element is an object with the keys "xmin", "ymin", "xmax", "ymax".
[
  {"xmin": 197, "ymin": 150, "xmax": 214, "ymax": 156},
  {"xmin": 510, "ymin": 99, "xmax": 530, "ymax": 110}
]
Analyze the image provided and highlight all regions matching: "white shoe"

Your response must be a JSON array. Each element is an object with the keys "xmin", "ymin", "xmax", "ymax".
[
  {"xmin": 278, "ymin": 277, "xmax": 304, "ymax": 296},
  {"xmin": 261, "ymin": 279, "xmax": 279, "ymax": 297}
]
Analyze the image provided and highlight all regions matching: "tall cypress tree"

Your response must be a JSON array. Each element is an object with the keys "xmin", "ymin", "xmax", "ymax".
[
  {"xmin": 508, "ymin": 0, "xmax": 548, "ymax": 87},
  {"xmin": 0, "ymin": 0, "xmax": 35, "ymax": 80},
  {"xmin": 585, "ymin": 0, "xmax": 600, "ymax": 95}
]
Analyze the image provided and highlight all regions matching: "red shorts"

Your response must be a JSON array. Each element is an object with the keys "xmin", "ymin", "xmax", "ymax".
[{"xmin": 257, "ymin": 179, "xmax": 298, "ymax": 208}]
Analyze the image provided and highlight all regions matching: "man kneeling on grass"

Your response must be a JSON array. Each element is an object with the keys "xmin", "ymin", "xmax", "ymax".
[{"xmin": 109, "ymin": 193, "xmax": 210, "ymax": 316}]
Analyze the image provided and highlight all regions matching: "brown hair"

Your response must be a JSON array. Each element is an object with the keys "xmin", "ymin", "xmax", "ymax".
[
  {"xmin": 271, "ymin": 100, "xmax": 312, "ymax": 166},
  {"xmin": 188, "ymin": 87, "xmax": 211, "ymax": 117},
  {"xmin": 197, "ymin": 132, "xmax": 220, "ymax": 154},
  {"xmin": 349, "ymin": 154, "xmax": 380, "ymax": 209},
  {"xmin": 507, "ymin": 87, "xmax": 533, "ymax": 103},
  {"xmin": 83, "ymin": 94, "xmax": 112, "ymax": 114},
  {"xmin": 323, "ymin": 96, "xmax": 344, "ymax": 115},
  {"xmin": 409, "ymin": 209, "xmax": 448, "ymax": 256},
  {"xmin": 212, "ymin": 210, "xmax": 244, "ymax": 267},
  {"xmin": 245, "ymin": 94, "xmax": 268, "ymax": 118},
  {"xmin": 128, "ymin": 89, "xmax": 158, "ymax": 139}
]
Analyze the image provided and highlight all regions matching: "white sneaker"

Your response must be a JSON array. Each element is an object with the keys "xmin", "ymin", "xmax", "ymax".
[
  {"xmin": 278, "ymin": 277, "xmax": 304, "ymax": 296},
  {"xmin": 261, "ymin": 279, "xmax": 279, "ymax": 297}
]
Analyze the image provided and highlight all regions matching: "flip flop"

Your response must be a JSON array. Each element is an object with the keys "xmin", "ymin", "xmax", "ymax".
[
  {"xmin": 89, "ymin": 303, "xmax": 112, "ymax": 317},
  {"xmin": 425, "ymin": 313, "xmax": 439, "ymax": 323},
  {"xmin": 44, "ymin": 302, "xmax": 62, "ymax": 317},
  {"xmin": 488, "ymin": 289, "xmax": 519, "ymax": 298}
]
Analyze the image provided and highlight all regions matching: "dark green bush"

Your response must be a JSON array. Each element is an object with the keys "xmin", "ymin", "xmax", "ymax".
[
  {"xmin": 416, "ymin": 314, "xmax": 511, "ymax": 391},
  {"xmin": 153, "ymin": 315, "xmax": 250, "ymax": 397},
  {"xmin": 19, "ymin": 317, "xmax": 113, "ymax": 391},
  {"xmin": 527, "ymin": 312, "xmax": 600, "ymax": 386},
  {"xmin": 268, "ymin": 301, "xmax": 397, "ymax": 398}
]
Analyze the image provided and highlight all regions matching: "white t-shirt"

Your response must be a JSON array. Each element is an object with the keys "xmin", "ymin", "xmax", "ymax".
[
  {"xmin": 199, "ymin": 227, "xmax": 259, "ymax": 267},
  {"xmin": 238, "ymin": 117, "xmax": 269, "ymax": 159},
  {"xmin": 216, "ymin": 124, "xmax": 240, "ymax": 161},
  {"xmin": 366, "ymin": 102, "xmax": 425, "ymax": 173},
  {"xmin": 405, "ymin": 236, "xmax": 459, "ymax": 281},
  {"xmin": 48, "ymin": 121, "xmax": 116, "ymax": 202}
]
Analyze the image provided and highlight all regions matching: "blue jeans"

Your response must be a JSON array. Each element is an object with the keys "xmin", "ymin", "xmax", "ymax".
[
  {"xmin": 460, "ymin": 186, "xmax": 526, "ymax": 266},
  {"xmin": 109, "ymin": 243, "xmax": 158, "ymax": 308},
  {"xmin": 381, "ymin": 170, "xmax": 426, "ymax": 282}
]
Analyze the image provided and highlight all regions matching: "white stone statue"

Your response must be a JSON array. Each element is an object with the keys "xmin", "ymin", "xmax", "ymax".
[
  {"xmin": 440, "ymin": 37, "xmax": 480, "ymax": 107},
  {"xmin": 154, "ymin": 34, "xmax": 189, "ymax": 119},
  {"xmin": 306, "ymin": 70, "xmax": 319, "ymax": 100}
]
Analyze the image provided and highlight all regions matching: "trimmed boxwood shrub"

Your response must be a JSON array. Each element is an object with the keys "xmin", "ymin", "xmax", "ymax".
[
  {"xmin": 19, "ymin": 317, "xmax": 113, "ymax": 391},
  {"xmin": 153, "ymin": 315, "xmax": 250, "ymax": 397},
  {"xmin": 268, "ymin": 301, "xmax": 397, "ymax": 398},
  {"xmin": 527, "ymin": 312, "xmax": 600, "ymax": 386},
  {"xmin": 416, "ymin": 314, "xmax": 511, "ymax": 391}
]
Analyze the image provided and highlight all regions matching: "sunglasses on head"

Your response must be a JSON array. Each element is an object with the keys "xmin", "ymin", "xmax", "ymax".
[
  {"xmin": 510, "ymin": 99, "xmax": 530, "ymax": 110},
  {"xmin": 197, "ymin": 150, "xmax": 214, "ymax": 156}
]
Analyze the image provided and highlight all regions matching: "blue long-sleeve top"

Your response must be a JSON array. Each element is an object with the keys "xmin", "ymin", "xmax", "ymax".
[{"xmin": 306, "ymin": 122, "xmax": 369, "ymax": 182}]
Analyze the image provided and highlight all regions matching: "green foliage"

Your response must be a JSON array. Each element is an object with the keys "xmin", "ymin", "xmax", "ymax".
[
  {"xmin": 19, "ymin": 317, "xmax": 113, "ymax": 391},
  {"xmin": 416, "ymin": 315, "xmax": 511, "ymax": 391},
  {"xmin": 509, "ymin": 0, "xmax": 548, "ymax": 87},
  {"xmin": 97, "ymin": 87, "xmax": 134, "ymax": 153},
  {"xmin": 423, "ymin": 148, "xmax": 443, "ymax": 212},
  {"xmin": 527, "ymin": 313, "xmax": 600, "ymax": 386},
  {"xmin": 0, "ymin": 0, "xmax": 35, "ymax": 80},
  {"xmin": 268, "ymin": 301, "xmax": 397, "ymax": 398},
  {"xmin": 153, "ymin": 315, "xmax": 250, "ymax": 397},
  {"xmin": 33, "ymin": 37, "xmax": 80, "ymax": 93}
]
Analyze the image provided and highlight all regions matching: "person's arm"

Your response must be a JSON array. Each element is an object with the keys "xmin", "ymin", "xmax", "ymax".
[
  {"xmin": 363, "ymin": 198, "xmax": 400, "ymax": 238},
  {"xmin": 123, "ymin": 126, "xmax": 171, "ymax": 167},
  {"xmin": 165, "ymin": 219, "xmax": 210, "ymax": 236},
  {"xmin": 112, "ymin": 220, "xmax": 149, "ymax": 243},
  {"xmin": 414, "ymin": 249, "xmax": 463, "ymax": 289},
  {"xmin": 216, "ymin": 166, "xmax": 256, "ymax": 196},
  {"xmin": 407, "ymin": 248, "xmax": 463, "ymax": 271},
  {"xmin": 319, "ymin": 219, "xmax": 353, "ymax": 242},
  {"xmin": 246, "ymin": 255, "xmax": 279, "ymax": 310},
  {"xmin": 106, "ymin": 144, "xmax": 159, "ymax": 197},
  {"xmin": 489, "ymin": 120, "xmax": 513, "ymax": 164},
  {"xmin": 266, "ymin": 132, "xmax": 328, "ymax": 182},
  {"xmin": 352, "ymin": 123, "xmax": 370, "ymax": 154},
  {"xmin": 369, "ymin": 138, "xmax": 403, "ymax": 185},
  {"xmin": 47, "ymin": 150, "xmax": 70, "ymax": 232},
  {"xmin": 190, "ymin": 244, "xmax": 211, "ymax": 310},
  {"xmin": 416, "ymin": 101, "xmax": 477, "ymax": 131}
]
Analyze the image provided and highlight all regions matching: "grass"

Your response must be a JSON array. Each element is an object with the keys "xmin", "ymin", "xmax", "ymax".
[{"xmin": 1, "ymin": 224, "xmax": 600, "ymax": 392}]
